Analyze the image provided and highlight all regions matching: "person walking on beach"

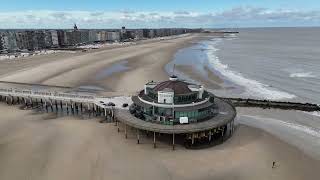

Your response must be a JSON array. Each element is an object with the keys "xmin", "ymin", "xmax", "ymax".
[{"xmin": 272, "ymin": 161, "xmax": 276, "ymax": 169}]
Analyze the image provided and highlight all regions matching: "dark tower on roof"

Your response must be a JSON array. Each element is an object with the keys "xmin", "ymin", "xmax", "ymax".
[{"xmin": 73, "ymin": 24, "xmax": 78, "ymax": 31}]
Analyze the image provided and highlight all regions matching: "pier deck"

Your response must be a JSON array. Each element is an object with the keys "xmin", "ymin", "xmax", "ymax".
[{"xmin": 115, "ymin": 98, "xmax": 236, "ymax": 134}]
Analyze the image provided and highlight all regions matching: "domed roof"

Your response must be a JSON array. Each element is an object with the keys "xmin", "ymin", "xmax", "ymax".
[{"xmin": 153, "ymin": 77, "xmax": 192, "ymax": 95}]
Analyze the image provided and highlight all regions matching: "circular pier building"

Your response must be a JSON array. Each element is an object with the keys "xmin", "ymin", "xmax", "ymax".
[{"xmin": 115, "ymin": 76, "xmax": 236, "ymax": 149}]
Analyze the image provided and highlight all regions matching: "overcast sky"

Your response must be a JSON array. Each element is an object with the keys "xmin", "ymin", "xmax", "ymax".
[{"xmin": 0, "ymin": 0, "xmax": 319, "ymax": 29}]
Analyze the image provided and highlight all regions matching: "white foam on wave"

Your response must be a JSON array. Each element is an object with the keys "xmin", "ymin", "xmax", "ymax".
[
  {"xmin": 240, "ymin": 115, "xmax": 320, "ymax": 138},
  {"xmin": 290, "ymin": 72, "xmax": 317, "ymax": 78},
  {"xmin": 303, "ymin": 111, "xmax": 320, "ymax": 117},
  {"xmin": 239, "ymin": 114, "xmax": 320, "ymax": 159},
  {"xmin": 205, "ymin": 39, "xmax": 296, "ymax": 100}
]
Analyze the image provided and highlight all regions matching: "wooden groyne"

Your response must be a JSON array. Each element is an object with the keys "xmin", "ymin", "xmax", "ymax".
[{"xmin": 218, "ymin": 97, "xmax": 320, "ymax": 112}]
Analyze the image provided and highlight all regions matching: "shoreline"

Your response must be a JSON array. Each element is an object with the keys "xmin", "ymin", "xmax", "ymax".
[{"xmin": 0, "ymin": 33, "xmax": 319, "ymax": 179}]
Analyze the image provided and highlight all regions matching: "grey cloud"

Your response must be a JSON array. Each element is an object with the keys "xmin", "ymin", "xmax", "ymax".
[
  {"xmin": 50, "ymin": 12, "xmax": 69, "ymax": 19},
  {"xmin": 90, "ymin": 12, "xmax": 105, "ymax": 16},
  {"xmin": 26, "ymin": 14, "xmax": 36, "ymax": 19},
  {"xmin": 215, "ymin": 7, "xmax": 320, "ymax": 21},
  {"xmin": 149, "ymin": 12, "xmax": 159, "ymax": 16},
  {"xmin": 174, "ymin": 11, "xmax": 191, "ymax": 15},
  {"xmin": 1, "ymin": 7, "xmax": 320, "ymax": 29},
  {"xmin": 120, "ymin": 10, "xmax": 135, "ymax": 14},
  {"xmin": 138, "ymin": 14, "xmax": 146, "ymax": 18}
]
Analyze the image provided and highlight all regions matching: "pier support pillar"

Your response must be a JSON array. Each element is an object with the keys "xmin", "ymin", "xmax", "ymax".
[
  {"xmin": 232, "ymin": 121, "xmax": 235, "ymax": 135},
  {"xmin": 125, "ymin": 124, "xmax": 127, "ymax": 139},
  {"xmin": 55, "ymin": 100, "xmax": 58, "ymax": 111},
  {"xmin": 50, "ymin": 101, "xmax": 53, "ymax": 112},
  {"xmin": 45, "ymin": 101, "xmax": 48, "ymax": 112},
  {"xmin": 66, "ymin": 103, "xmax": 69, "ymax": 114},
  {"xmin": 76, "ymin": 103, "xmax": 79, "ymax": 114},
  {"xmin": 192, "ymin": 133, "xmax": 194, "ymax": 145},
  {"xmin": 60, "ymin": 101, "xmax": 63, "ymax": 109},
  {"xmin": 153, "ymin": 132, "xmax": 156, "ymax": 148},
  {"xmin": 221, "ymin": 127, "xmax": 225, "ymax": 142},
  {"xmin": 117, "ymin": 121, "xmax": 120, "ymax": 132},
  {"xmin": 111, "ymin": 108, "xmax": 114, "ymax": 122},
  {"xmin": 172, "ymin": 133, "xmax": 175, "ymax": 150},
  {"xmin": 71, "ymin": 103, "xmax": 74, "ymax": 115},
  {"xmin": 74, "ymin": 103, "xmax": 77, "ymax": 114}
]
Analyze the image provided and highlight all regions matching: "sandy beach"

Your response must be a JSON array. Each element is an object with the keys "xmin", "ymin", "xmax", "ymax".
[{"xmin": 0, "ymin": 33, "xmax": 319, "ymax": 180}]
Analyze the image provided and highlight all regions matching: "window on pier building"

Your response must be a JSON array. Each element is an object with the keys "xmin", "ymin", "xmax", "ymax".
[
  {"xmin": 174, "ymin": 93, "xmax": 198, "ymax": 104},
  {"xmin": 175, "ymin": 111, "xmax": 199, "ymax": 119}
]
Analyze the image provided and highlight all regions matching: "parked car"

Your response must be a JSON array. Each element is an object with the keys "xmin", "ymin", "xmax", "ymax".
[{"xmin": 107, "ymin": 102, "xmax": 115, "ymax": 106}]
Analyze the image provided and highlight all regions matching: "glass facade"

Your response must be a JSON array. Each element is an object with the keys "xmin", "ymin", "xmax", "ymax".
[
  {"xmin": 146, "ymin": 90, "xmax": 199, "ymax": 104},
  {"xmin": 175, "ymin": 108, "xmax": 211, "ymax": 121},
  {"xmin": 132, "ymin": 104, "xmax": 213, "ymax": 123},
  {"xmin": 173, "ymin": 93, "xmax": 198, "ymax": 104},
  {"xmin": 133, "ymin": 82, "xmax": 215, "ymax": 124}
]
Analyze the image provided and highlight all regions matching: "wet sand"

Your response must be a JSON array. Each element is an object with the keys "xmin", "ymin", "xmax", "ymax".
[
  {"xmin": 0, "ymin": 34, "xmax": 319, "ymax": 180},
  {"xmin": 0, "ymin": 104, "xmax": 319, "ymax": 180},
  {"xmin": 175, "ymin": 65, "xmax": 222, "ymax": 89}
]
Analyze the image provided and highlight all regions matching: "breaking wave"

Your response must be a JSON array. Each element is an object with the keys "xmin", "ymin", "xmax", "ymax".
[
  {"xmin": 303, "ymin": 111, "xmax": 320, "ymax": 117},
  {"xmin": 290, "ymin": 72, "xmax": 317, "ymax": 78},
  {"xmin": 240, "ymin": 115, "xmax": 320, "ymax": 138},
  {"xmin": 205, "ymin": 39, "xmax": 296, "ymax": 100}
]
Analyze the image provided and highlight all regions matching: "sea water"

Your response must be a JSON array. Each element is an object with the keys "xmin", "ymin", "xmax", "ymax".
[{"xmin": 167, "ymin": 27, "xmax": 320, "ymax": 104}]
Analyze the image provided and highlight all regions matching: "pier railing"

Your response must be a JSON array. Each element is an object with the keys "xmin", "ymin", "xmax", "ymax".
[{"xmin": 0, "ymin": 87, "xmax": 95, "ymax": 103}]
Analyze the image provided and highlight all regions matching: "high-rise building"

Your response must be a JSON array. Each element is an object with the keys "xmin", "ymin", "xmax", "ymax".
[
  {"xmin": 16, "ymin": 31, "xmax": 29, "ymax": 50},
  {"xmin": 57, "ymin": 30, "xmax": 67, "ymax": 47},
  {"xmin": 0, "ymin": 32, "xmax": 7, "ymax": 51},
  {"xmin": 66, "ymin": 30, "xmax": 82, "ymax": 45},
  {"xmin": 106, "ymin": 31, "xmax": 120, "ymax": 42},
  {"xmin": 97, "ymin": 31, "xmax": 107, "ymax": 42},
  {"xmin": 50, "ymin": 30, "xmax": 59, "ymax": 47},
  {"xmin": 45, "ymin": 31, "xmax": 53, "ymax": 48},
  {"xmin": 0, "ymin": 31, "xmax": 19, "ymax": 52},
  {"xmin": 133, "ymin": 29, "xmax": 144, "ymax": 40},
  {"xmin": 35, "ymin": 31, "xmax": 46, "ymax": 49},
  {"xmin": 80, "ymin": 30, "xmax": 89, "ymax": 44},
  {"xmin": 120, "ymin": 26, "xmax": 127, "ymax": 40},
  {"xmin": 148, "ymin": 29, "xmax": 155, "ymax": 38},
  {"xmin": 88, "ymin": 30, "xmax": 98, "ymax": 42}
]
